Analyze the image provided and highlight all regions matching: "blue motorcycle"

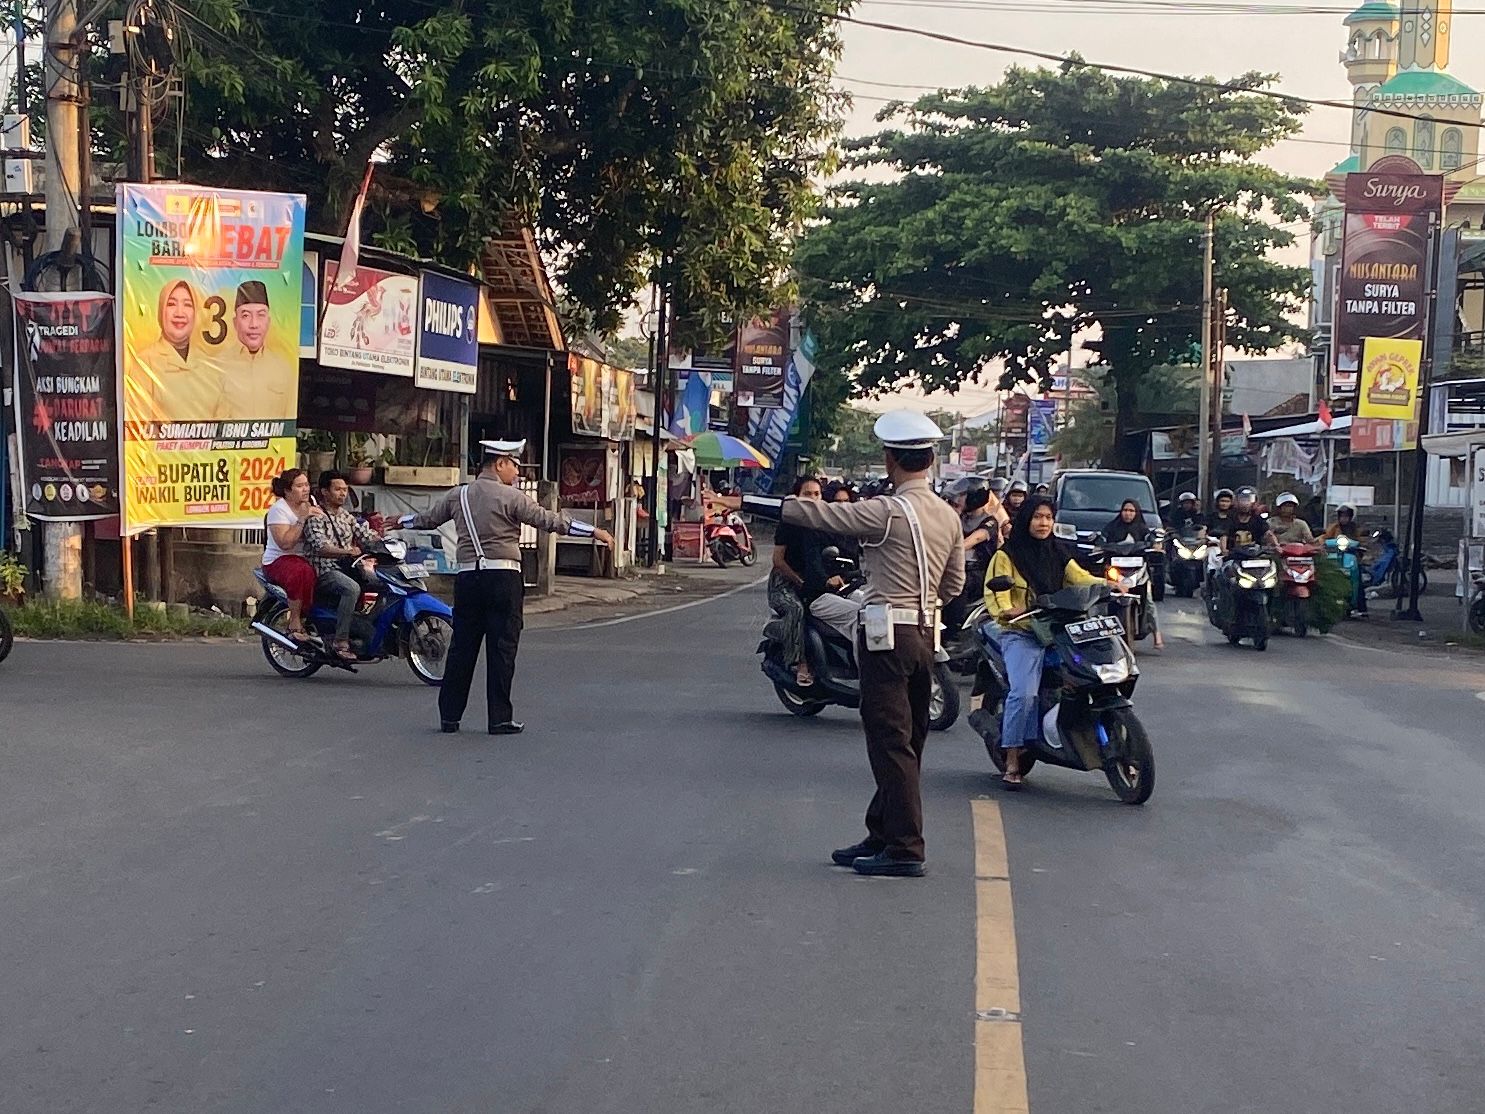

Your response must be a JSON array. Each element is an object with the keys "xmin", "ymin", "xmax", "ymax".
[
  {"xmin": 1364, "ymin": 527, "xmax": 1428, "ymax": 599},
  {"xmin": 1323, "ymin": 534, "xmax": 1365, "ymax": 613},
  {"xmin": 251, "ymin": 537, "xmax": 454, "ymax": 684}
]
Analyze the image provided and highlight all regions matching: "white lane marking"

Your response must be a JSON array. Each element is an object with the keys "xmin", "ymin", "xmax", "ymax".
[
  {"xmin": 1475, "ymin": 691, "xmax": 1485, "ymax": 702},
  {"xmin": 537, "ymin": 575, "xmax": 767, "ymax": 630}
]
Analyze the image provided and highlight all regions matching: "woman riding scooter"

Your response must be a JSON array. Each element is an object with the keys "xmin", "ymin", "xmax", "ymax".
[
  {"xmin": 985, "ymin": 495, "xmax": 1102, "ymax": 787},
  {"xmin": 1100, "ymin": 499, "xmax": 1165, "ymax": 650}
]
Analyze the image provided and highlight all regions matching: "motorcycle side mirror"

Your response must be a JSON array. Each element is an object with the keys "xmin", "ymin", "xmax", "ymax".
[
  {"xmin": 821, "ymin": 545, "xmax": 840, "ymax": 560},
  {"xmin": 986, "ymin": 576, "xmax": 1015, "ymax": 592},
  {"xmin": 1053, "ymin": 522, "xmax": 1077, "ymax": 540}
]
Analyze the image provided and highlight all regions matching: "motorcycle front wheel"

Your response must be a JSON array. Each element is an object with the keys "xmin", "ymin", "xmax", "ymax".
[
  {"xmin": 406, "ymin": 614, "xmax": 453, "ymax": 686},
  {"xmin": 710, "ymin": 541, "xmax": 732, "ymax": 568},
  {"xmin": 1469, "ymin": 593, "xmax": 1485, "ymax": 635},
  {"xmin": 0, "ymin": 606, "xmax": 12, "ymax": 664},
  {"xmin": 1102, "ymin": 707, "xmax": 1154, "ymax": 805},
  {"xmin": 928, "ymin": 663, "xmax": 960, "ymax": 731},
  {"xmin": 739, "ymin": 544, "xmax": 757, "ymax": 567},
  {"xmin": 775, "ymin": 683, "xmax": 825, "ymax": 717}
]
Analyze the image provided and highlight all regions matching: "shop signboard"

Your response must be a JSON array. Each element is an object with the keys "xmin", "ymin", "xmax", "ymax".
[
  {"xmin": 960, "ymin": 444, "xmax": 978, "ymax": 467},
  {"xmin": 415, "ymin": 271, "xmax": 478, "ymax": 393},
  {"xmin": 117, "ymin": 184, "xmax": 305, "ymax": 531},
  {"xmin": 299, "ymin": 249, "xmax": 319, "ymax": 357},
  {"xmin": 320, "ymin": 260, "xmax": 418, "ymax": 377},
  {"xmin": 558, "ymin": 444, "xmax": 607, "ymax": 506},
  {"xmin": 1029, "ymin": 400, "xmax": 1057, "ymax": 449},
  {"xmin": 1350, "ymin": 416, "xmax": 1418, "ymax": 454},
  {"xmin": 12, "ymin": 292, "xmax": 119, "ymax": 520},
  {"xmin": 736, "ymin": 310, "xmax": 789, "ymax": 408},
  {"xmin": 569, "ymin": 355, "xmax": 635, "ymax": 440},
  {"xmin": 1332, "ymin": 172, "xmax": 1442, "ymax": 397},
  {"xmin": 1473, "ymin": 447, "xmax": 1485, "ymax": 537},
  {"xmin": 1357, "ymin": 336, "xmax": 1421, "ymax": 421}
]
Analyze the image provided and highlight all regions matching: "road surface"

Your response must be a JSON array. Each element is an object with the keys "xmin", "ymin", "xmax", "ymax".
[{"xmin": 0, "ymin": 588, "xmax": 1480, "ymax": 1112}]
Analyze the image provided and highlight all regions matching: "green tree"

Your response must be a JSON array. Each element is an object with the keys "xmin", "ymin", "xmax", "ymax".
[
  {"xmin": 797, "ymin": 63, "xmax": 1313, "ymax": 469},
  {"xmin": 821, "ymin": 406, "xmax": 885, "ymax": 474},
  {"xmin": 176, "ymin": 0, "xmax": 848, "ymax": 332},
  {"xmin": 1052, "ymin": 365, "xmax": 1201, "ymax": 464}
]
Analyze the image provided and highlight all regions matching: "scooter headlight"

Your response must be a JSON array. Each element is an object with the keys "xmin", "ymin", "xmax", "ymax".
[
  {"xmin": 1260, "ymin": 573, "xmax": 1278, "ymax": 589},
  {"xmin": 1236, "ymin": 572, "xmax": 1258, "ymax": 589},
  {"xmin": 1095, "ymin": 662, "xmax": 1130, "ymax": 684}
]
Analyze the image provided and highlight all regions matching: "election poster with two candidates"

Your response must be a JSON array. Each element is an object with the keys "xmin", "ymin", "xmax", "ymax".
[{"xmin": 117, "ymin": 184, "xmax": 306, "ymax": 533}]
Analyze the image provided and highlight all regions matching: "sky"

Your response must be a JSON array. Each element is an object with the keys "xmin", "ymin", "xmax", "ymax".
[{"xmin": 832, "ymin": 0, "xmax": 1485, "ymax": 415}]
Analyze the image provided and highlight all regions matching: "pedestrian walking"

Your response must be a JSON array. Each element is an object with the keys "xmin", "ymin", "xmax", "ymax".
[
  {"xmin": 399, "ymin": 439, "xmax": 614, "ymax": 735},
  {"xmin": 781, "ymin": 411, "xmax": 965, "ymax": 877}
]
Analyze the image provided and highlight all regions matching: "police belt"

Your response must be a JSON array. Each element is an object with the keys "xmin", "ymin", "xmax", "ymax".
[
  {"xmin": 459, "ymin": 558, "xmax": 523, "ymax": 573},
  {"xmin": 875, "ymin": 605, "xmax": 938, "ymax": 628}
]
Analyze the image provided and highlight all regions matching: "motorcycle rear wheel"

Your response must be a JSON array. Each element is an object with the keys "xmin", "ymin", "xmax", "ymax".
[
  {"xmin": 261, "ymin": 610, "xmax": 322, "ymax": 679},
  {"xmin": 775, "ymin": 683, "xmax": 825, "ymax": 717},
  {"xmin": 406, "ymin": 614, "xmax": 453, "ymax": 686},
  {"xmin": 0, "ymin": 606, "xmax": 12, "ymax": 664},
  {"xmin": 1101, "ymin": 707, "xmax": 1155, "ymax": 805},
  {"xmin": 929, "ymin": 663, "xmax": 960, "ymax": 731}
]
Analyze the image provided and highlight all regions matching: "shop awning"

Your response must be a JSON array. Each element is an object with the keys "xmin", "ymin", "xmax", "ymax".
[
  {"xmin": 1421, "ymin": 429, "xmax": 1485, "ymax": 456},
  {"xmin": 1249, "ymin": 414, "xmax": 1353, "ymax": 440}
]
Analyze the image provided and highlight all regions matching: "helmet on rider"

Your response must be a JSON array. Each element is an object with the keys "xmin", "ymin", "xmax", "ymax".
[
  {"xmin": 946, "ymin": 475, "xmax": 992, "ymax": 513},
  {"xmin": 1338, "ymin": 501, "xmax": 1357, "ymax": 519},
  {"xmin": 1213, "ymin": 487, "xmax": 1234, "ymax": 512},
  {"xmin": 1275, "ymin": 492, "xmax": 1299, "ymax": 508},
  {"xmin": 1178, "ymin": 491, "xmax": 1197, "ymax": 503},
  {"xmin": 1234, "ymin": 486, "xmax": 1258, "ymax": 512},
  {"xmin": 988, "ymin": 477, "xmax": 1009, "ymax": 497}
]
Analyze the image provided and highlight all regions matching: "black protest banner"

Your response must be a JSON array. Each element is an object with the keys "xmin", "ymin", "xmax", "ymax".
[{"xmin": 12, "ymin": 292, "xmax": 120, "ymax": 520}]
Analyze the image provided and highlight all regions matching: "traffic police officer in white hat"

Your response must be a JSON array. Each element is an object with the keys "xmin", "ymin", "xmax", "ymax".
[
  {"xmin": 781, "ymin": 410, "xmax": 965, "ymax": 876},
  {"xmin": 401, "ymin": 439, "xmax": 613, "ymax": 735}
]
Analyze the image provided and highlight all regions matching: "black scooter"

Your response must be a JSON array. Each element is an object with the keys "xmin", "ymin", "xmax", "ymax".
[
  {"xmin": 1209, "ymin": 543, "xmax": 1279, "ymax": 651},
  {"xmin": 759, "ymin": 550, "xmax": 960, "ymax": 731},
  {"xmin": 967, "ymin": 578, "xmax": 1155, "ymax": 805},
  {"xmin": 1166, "ymin": 529, "xmax": 1210, "ymax": 598}
]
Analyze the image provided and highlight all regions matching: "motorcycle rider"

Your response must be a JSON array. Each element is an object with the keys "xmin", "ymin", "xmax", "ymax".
[
  {"xmin": 1003, "ymin": 479, "xmax": 1029, "ymax": 519},
  {"xmin": 942, "ymin": 476, "xmax": 1001, "ymax": 638},
  {"xmin": 1101, "ymin": 499, "xmax": 1164, "ymax": 650},
  {"xmin": 1323, "ymin": 502, "xmax": 1361, "ymax": 541},
  {"xmin": 1168, "ymin": 491, "xmax": 1203, "ymax": 534},
  {"xmin": 985, "ymin": 494, "xmax": 1103, "ymax": 788},
  {"xmin": 1206, "ymin": 488, "xmax": 1234, "ymax": 533},
  {"xmin": 302, "ymin": 470, "xmax": 382, "ymax": 661},
  {"xmin": 1270, "ymin": 492, "xmax": 1315, "ymax": 545},
  {"xmin": 1218, "ymin": 486, "xmax": 1276, "ymax": 553}
]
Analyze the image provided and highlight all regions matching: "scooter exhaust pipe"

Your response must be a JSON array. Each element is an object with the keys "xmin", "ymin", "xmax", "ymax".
[{"xmin": 252, "ymin": 621, "xmax": 301, "ymax": 652}]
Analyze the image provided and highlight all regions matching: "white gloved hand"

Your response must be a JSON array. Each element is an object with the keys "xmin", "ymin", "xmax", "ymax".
[{"xmin": 397, "ymin": 514, "xmax": 416, "ymax": 528}]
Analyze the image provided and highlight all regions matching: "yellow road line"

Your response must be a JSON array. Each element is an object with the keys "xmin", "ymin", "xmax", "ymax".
[{"xmin": 972, "ymin": 798, "xmax": 1030, "ymax": 1114}]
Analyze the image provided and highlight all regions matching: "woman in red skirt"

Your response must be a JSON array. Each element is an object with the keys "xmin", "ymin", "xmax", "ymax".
[{"xmin": 262, "ymin": 468, "xmax": 323, "ymax": 641}]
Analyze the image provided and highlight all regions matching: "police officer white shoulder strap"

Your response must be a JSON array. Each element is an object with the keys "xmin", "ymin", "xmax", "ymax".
[
  {"xmin": 889, "ymin": 494, "xmax": 933, "ymax": 624},
  {"xmin": 458, "ymin": 484, "xmax": 488, "ymax": 564}
]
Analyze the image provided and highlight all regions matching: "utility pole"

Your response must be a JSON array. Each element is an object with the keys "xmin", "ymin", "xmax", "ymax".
[
  {"xmin": 645, "ymin": 263, "xmax": 672, "ymax": 567},
  {"xmin": 1196, "ymin": 211, "xmax": 1215, "ymax": 505},
  {"xmin": 41, "ymin": 0, "xmax": 84, "ymax": 599}
]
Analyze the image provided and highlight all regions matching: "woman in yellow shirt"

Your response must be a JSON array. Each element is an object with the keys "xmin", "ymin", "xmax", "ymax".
[{"xmin": 985, "ymin": 494, "xmax": 1101, "ymax": 785}]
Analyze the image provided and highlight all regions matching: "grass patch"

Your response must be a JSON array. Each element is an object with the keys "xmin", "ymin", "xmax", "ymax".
[{"xmin": 5, "ymin": 599, "xmax": 246, "ymax": 640}]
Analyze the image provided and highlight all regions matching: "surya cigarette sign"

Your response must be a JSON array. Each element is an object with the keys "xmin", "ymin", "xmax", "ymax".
[{"xmin": 1331, "ymin": 172, "xmax": 1442, "ymax": 397}]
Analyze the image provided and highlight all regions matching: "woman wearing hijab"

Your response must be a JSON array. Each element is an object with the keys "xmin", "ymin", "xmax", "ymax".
[
  {"xmin": 984, "ymin": 495, "xmax": 1102, "ymax": 786},
  {"xmin": 1099, "ymin": 499, "xmax": 1164, "ymax": 650},
  {"xmin": 131, "ymin": 279, "xmax": 223, "ymax": 421}
]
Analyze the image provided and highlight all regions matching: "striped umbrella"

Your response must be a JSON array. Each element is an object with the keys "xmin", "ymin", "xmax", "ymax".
[{"xmin": 682, "ymin": 431, "xmax": 772, "ymax": 469}]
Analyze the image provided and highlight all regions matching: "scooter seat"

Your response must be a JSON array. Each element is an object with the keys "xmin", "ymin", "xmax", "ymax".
[{"xmin": 253, "ymin": 568, "xmax": 288, "ymax": 602}]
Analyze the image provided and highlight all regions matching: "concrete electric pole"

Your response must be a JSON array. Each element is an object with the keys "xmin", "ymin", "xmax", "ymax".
[
  {"xmin": 40, "ymin": 0, "xmax": 85, "ymax": 598},
  {"xmin": 1196, "ymin": 210, "xmax": 1215, "ymax": 505}
]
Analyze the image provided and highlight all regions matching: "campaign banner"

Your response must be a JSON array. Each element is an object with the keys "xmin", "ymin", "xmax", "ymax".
[
  {"xmin": 117, "ymin": 184, "xmax": 306, "ymax": 532},
  {"xmin": 415, "ymin": 271, "xmax": 478, "ymax": 393},
  {"xmin": 299, "ymin": 250, "xmax": 319, "ymax": 357},
  {"xmin": 736, "ymin": 311, "xmax": 789, "ymax": 408},
  {"xmin": 320, "ymin": 260, "xmax": 417, "ymax": 377},
  {"xmin": 558, "ymin": 445, "xmax": 607, "ymax": 506},
  {"xmin": 569, "ymin": 355, "xmax": 635, "ymax": 440},
  {"xmin": 1350, "ymin": 417, "xmax": 1418, "ymax": 454},
  {"xmin": 1357, "ymin": 336, "xmax": 1422, "ymax": 421},
  {"xmin": 12, "ymin": 292, "xmax": 119, "ymax": 521},
  {"xmin": 1332, "ymin": 172, "xmax": 1441, "ymax": 396},
  {"xmin": 1029, "ymin": 399, "xmax": 1057, "ymax": 450},
  {"xmin": 747, "ymin": 328, "xmax": 817, "ymax": 495}
]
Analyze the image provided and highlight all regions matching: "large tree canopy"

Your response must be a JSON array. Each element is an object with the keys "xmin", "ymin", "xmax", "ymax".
[
  {"xmin": 177, "ymin": 0, "xmax": 848, "ymax": 331},
  {"xmin": 797, "ymin": 63, "xmax": 1314, "ymax": 467}
]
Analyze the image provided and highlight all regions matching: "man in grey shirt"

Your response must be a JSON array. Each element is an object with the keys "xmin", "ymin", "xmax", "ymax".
[{"xmin": 400, "ymin": 439, "xmax": 613, "ymax": 736}]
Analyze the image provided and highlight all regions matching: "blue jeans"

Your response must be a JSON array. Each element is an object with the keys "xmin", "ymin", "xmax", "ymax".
[{"xmin": 997, "ymin": 628, "xmax": 1045, "ymax": 751}]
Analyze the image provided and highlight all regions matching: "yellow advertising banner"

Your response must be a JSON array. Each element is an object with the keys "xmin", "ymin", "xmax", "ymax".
[
  {"xmin": 117, "ymin": 185, "xmax": 306, "ymax": 532},
  {"xmin": 1357, "ymin": 337, "xmax": 1422, "ymax": 421}
]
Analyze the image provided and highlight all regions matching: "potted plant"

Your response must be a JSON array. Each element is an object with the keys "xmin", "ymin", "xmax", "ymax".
[
  {"xmin": 0, "ymin": 551, "xmax": 28, "ymax": 605},
  {"xmin": 348, "ymin": 433, "xmax": 395, "ymax": 484},
  {"xmin": 297, "ymin": 428, "xmax": 336, "ymax": 476}
]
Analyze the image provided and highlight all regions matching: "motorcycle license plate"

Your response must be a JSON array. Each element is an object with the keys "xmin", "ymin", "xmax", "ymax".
[
  {"xmin": 1111, "ymin": 557, "xmax": 1144, "ymax": 569},
  {"xmin": 398, "ymin": 563, "xmax": 428, "ymax": 579},
  {"xmin": 1240, "ymin": 559, "xmax": 1271, "ymax": 569},
  {"xmin": 1065, "ymin": 615, "xmax": 1123, "ymax": 643}
]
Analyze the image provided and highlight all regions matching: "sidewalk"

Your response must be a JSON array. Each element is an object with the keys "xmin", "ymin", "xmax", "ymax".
[
  {"xmin": 1325, "ymin": 576, "xmax": 1484, "ymax": 658},
  {"xmin": 525, "ymin": 558, "xmax": 765, "ymax": 620}
]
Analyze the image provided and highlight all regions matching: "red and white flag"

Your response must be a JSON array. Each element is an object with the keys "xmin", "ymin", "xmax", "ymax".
[
  {"xmin": 1318, "ymin": 399, "xmax": 1334, "ymax": 429},
  {"xmin": 334, "ymin": 162, "xmax": 375, "ymax": 290}
]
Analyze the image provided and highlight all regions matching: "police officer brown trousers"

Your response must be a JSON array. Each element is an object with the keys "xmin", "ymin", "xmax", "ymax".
[
  {"xmin": 441, "ymin": 569, "xmax": 524, "ymax": 727},
  {"xmin": 858, "ymin": 624, "xmax": 934, "ymax": 862}
]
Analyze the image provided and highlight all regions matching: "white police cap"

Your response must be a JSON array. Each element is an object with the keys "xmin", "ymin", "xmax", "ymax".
[
  {"xmin": 480, "ymin": 438, "xmax": 527, "ymax": 459},
  {"xmin": 873, "ymin": 410, "xmax": 945, "ymax": 450}
]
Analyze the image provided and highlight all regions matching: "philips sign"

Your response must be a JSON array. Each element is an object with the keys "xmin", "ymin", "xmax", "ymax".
[{"xmin": 415, "ymin": 271, "xmax": 479, "ymax": 393}]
